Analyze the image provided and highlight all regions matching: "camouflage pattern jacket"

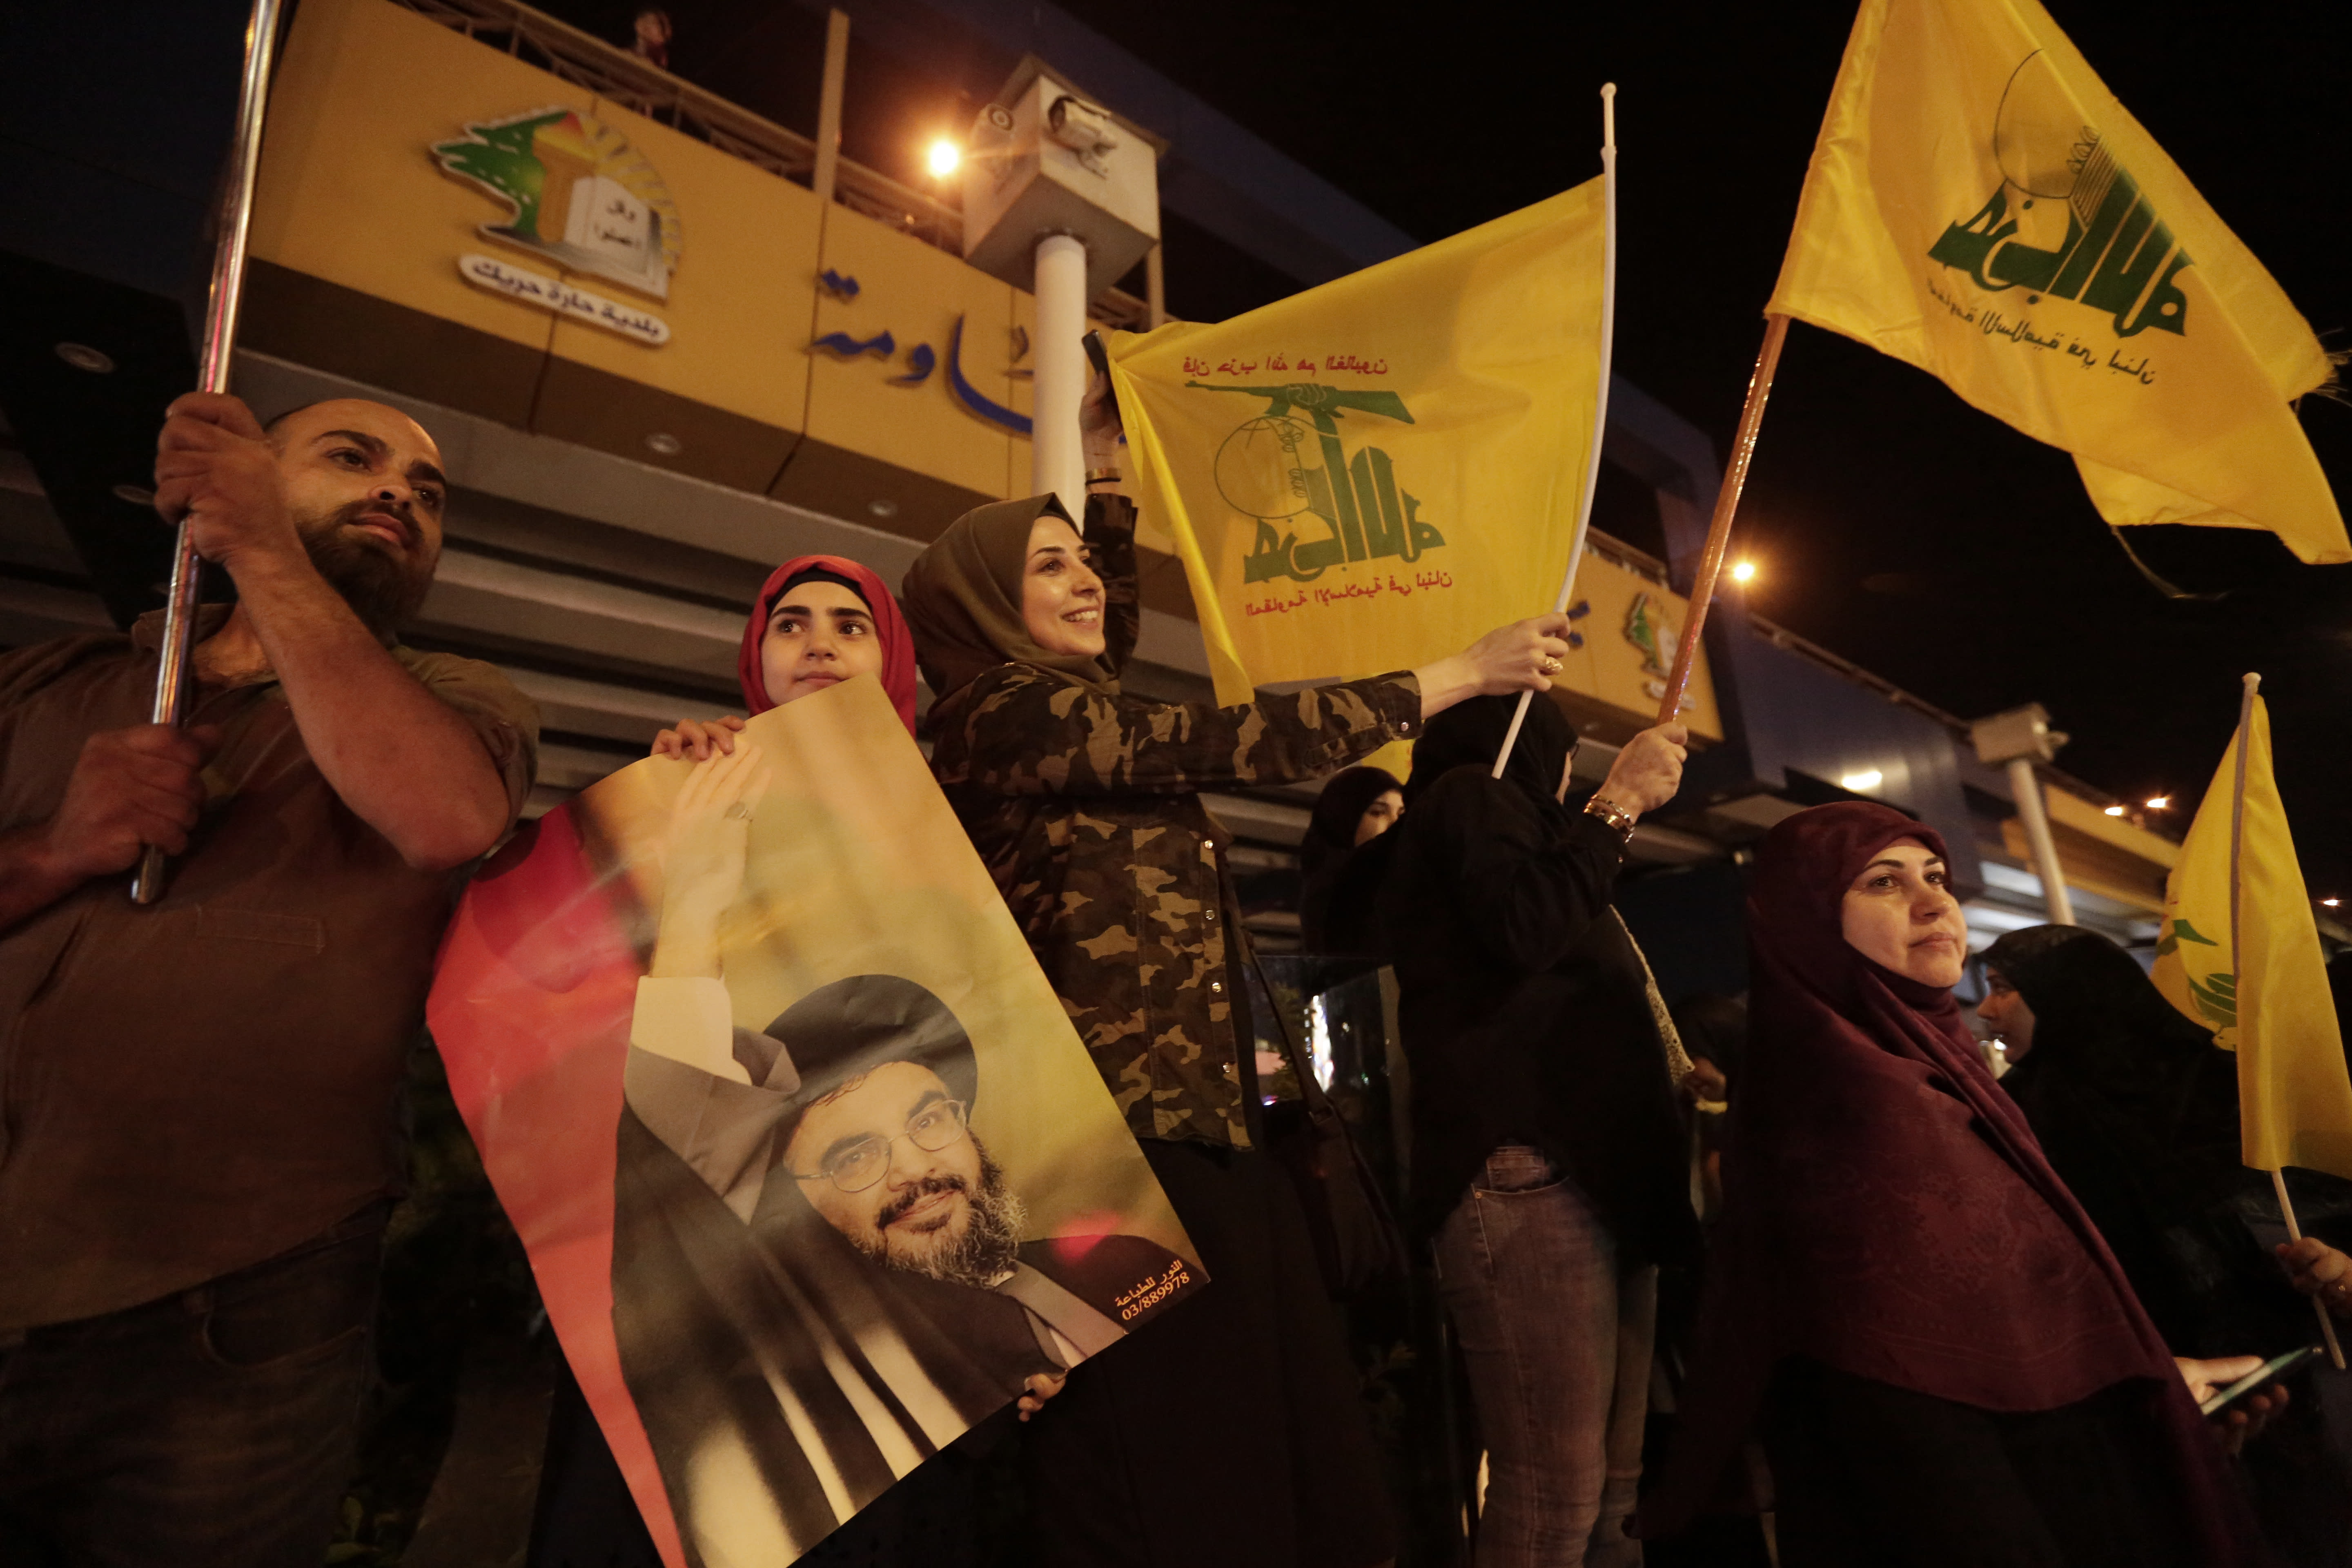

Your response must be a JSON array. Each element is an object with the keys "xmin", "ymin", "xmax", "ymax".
[{"xmin": 928, "ymin": 497, "xmax": 1422, "ymax": 1147}]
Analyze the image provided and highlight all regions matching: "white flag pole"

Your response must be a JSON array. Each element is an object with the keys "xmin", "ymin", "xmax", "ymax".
[
  {"xmin": 130, "ymin": 0, "xmax": 284, "ymax": 905},
  {"xmin": 1493, "ymin": 82, "xmax": 1619, "ymax": 780}
]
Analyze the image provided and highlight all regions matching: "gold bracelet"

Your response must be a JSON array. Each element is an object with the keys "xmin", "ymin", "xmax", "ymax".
[
  {"xmin": 1583, "ymin": 795, "xmax": 1637, "ymax": 840},
  {"xmin": 1085, "ymin": 468, "xmax": 1123, "ymax": 486}
]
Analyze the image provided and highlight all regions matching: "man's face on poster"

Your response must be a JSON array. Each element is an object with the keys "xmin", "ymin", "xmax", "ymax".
[{"xmin": 786, "ymin": 1060, "xmax": 1015, "ymax": 1281}]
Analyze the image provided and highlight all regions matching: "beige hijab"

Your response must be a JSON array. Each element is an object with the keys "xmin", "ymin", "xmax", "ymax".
[{"xmin": 900, "ymin": 493, "xmax": 1118, "ymax": 705}]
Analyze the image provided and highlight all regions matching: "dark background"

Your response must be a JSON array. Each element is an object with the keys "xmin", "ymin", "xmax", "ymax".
[
  {"xmin": 500, "ymin": 0, "xmax": 2352, "ymax": 892},
  {"xmin": 1058, "ymin": 0, "xmax": 2352, "ymax": 892}
]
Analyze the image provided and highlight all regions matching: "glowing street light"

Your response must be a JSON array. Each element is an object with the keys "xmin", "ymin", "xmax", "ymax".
[
  {"xmin": 2103, "ymin": 804, "xmax": 2126, "ymax": 817},
  {"xmin": 2325, "ymin": 898, "xmax": 2342, "ymax": 909},
  {"xmin": 1730, "ymin": 559, "xmax": 1757, "ymax": 584},
  {"xmin": 926, "ymin": 138, "xmax": 962, "ymax": 178},
  {"xmin": 2144, "ymin": 795, "xmax": 2169, "ymax": 810}
]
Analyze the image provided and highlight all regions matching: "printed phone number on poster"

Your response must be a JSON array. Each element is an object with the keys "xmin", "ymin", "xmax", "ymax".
[{"xmin": 1116, "ymin": 1263, "xmax": 1195, "ymax": 1321}]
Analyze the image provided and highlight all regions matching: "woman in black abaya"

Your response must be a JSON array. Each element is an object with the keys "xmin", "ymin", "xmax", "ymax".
[
  {"xmin": 1298, "ymin": 765, "xmax": 1404, "ymax": 954},
  {"xmin": 1981, "ymin": 924, "xmax": 2350, "ymax": 1566}
]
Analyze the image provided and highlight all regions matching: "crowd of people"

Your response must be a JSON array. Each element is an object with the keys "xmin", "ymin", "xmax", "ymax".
[{"xmin": 2, "ymin": 372, "xmax": 2351, "ymax": 1568}]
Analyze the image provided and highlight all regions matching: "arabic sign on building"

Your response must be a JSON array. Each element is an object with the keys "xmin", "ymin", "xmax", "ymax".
[
  {"xmin": 458, "ymin": 253, "xmax": 671, "ymax": 345},
  {"xmin": 249, "ymin": 0, "xmax": 1045, "ymax": 518},
  {"xmin": 244, "ymin": 0, "xmax": 1722, "ymax": 736},
  {"xmin": 434, "ymin": 107, "xmax": 681, "ymax": 301}
]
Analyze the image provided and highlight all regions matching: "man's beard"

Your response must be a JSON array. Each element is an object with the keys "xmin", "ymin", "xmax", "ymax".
[
  {"xmin": 297, "ymin": 501, "xmax": 435, "ymax": 639},
  {"xmin": 855, "ymin": 1142, "xmax": 1027, "ymax": 1288}
]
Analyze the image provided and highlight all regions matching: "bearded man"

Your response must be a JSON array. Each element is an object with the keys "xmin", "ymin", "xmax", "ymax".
[
  {"xmin": 616, "ymin": 969, "xmax": 1192, "ymax": 1562},
  {"xmin": 0, "ymin": 392, "xmax": 539, "ymax": 1567},
  {"xmin": 764, "ymin": 976, "xmax": 1188, "ymax": 1345}
]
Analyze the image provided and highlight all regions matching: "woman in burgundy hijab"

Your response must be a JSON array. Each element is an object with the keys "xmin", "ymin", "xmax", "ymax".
[
  {"xmin": 1641, "ymin": 802, "xmax": 2260, "ymax": 1567},
  {"xmin": 652, "ymin": 553, "xmax": 921, "ymax": 758}
]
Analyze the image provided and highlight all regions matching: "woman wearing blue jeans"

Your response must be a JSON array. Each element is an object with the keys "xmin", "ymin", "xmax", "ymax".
[{"xmin": 1377, "ymin": 694, "xmax": 1695, "ymax": 1566}]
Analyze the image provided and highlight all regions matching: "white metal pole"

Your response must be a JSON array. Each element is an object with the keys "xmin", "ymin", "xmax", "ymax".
[
  {"xmin": 1031, "ymin": 233, "xmax": 1089, "ymax": 517},
  {"xmin": 2005, "ymin": 755, "xmax": 2076, "ymax": 926},
  {"xmin": 812, "ymin": 9, "xmax": 849, "ymax": 207},
  {"xmin": 1494, "ymin": 83, "xmax": 1617, "ymax": 780},
  {"xmin": 131, "ymin": 0, "xmax": 282, "ymax": 905}
]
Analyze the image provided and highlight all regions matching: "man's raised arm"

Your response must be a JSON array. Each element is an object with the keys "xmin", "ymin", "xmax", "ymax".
[{"xmin": 153, "ymin": 392, "xmax": 514, "ymax": 871}]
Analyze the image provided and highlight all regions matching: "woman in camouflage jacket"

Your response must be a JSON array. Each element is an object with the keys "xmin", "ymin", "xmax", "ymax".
[{"xmin": 899, "ymin": 376, "xmax": 1573, "ymax": 1568}]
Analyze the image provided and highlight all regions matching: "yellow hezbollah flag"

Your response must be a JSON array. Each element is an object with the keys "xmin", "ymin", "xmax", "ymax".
[
  {"xmin": 1770, "ymin": 0, "xmax": 2347, "ymax": 564},
  {"xmin": 2152, "ymin": 687, "xmax": 2352, "ymax": 1178},
  {"xmin": 1108, "ymin": 182, "xmax": 1604, "ymax": 702}
]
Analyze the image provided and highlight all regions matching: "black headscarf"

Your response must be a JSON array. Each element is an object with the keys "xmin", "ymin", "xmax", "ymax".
[
  {"xmin": 1982, "ymin": 924, "xmax": 2269, "ymax": 1354},
  {"xmin": 1298, "ymin": 765, "xmax": 1404, "ymax": 954},
  {"xmin": 1345, "ymin": 694, "xmax": 1574, "ymax": 960},
  {"xmin": 1300, "ymin": 766, "xmax": 1403, "ymax": 880},
  {"xmin": 1984, "ymin": 924, "xmax": 2240, "ymax": 1200},
  {"xmin": 1987, "ymin": 925, "xmax": 2219, "ymax": 1084},
  {"xmin": 1405, "ymin": 693, "xmax": 1575, "ymax": 811}
]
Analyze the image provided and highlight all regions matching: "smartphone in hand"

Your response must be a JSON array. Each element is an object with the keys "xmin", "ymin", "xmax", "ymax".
[{"xmin": 2200, "ymin": 1345, "xmax": 2318, "ymax": 1416}]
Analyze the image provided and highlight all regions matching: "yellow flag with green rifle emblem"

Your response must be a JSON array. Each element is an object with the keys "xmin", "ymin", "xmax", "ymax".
[
  {"xmin": 1107, "ymin": 182, "xmax": 1605, "ymax": 702},
  {"xmin": 1771, "ymin": 0, "xmax": 2348, "ymax": 564},
  {"xmin": 2153, "ymin": 689, "xmax": 2352, "ymax": 1178}
]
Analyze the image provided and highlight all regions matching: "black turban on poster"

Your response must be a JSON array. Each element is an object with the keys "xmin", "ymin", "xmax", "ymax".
[{"xmin": 764, "ymin": 975, "xmax": 979, "ymax": 1139}]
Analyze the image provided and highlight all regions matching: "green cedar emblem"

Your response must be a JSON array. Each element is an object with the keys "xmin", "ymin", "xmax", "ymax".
[{"xmin": 2154, "ymin": 917, "xmax": 2235, "ymax": 1029}]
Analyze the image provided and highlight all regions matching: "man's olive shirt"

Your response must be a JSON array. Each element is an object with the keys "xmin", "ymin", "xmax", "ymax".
[
  {"xmin": 927, "ymin": 497, "xmax": 1419, "ymax": 1148},
  {"xmin": 0, "ymin": 607, "xmax": 538, "ymax": 1330}
]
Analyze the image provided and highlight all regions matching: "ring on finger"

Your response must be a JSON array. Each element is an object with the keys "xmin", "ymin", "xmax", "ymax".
[
  {"xmin": 1540, "ymin": 656, "xmax": 1563, "ymax": 675},
  {"xmin": 724, "ymin": 802, "xmax": 752, "ymax": 821}
]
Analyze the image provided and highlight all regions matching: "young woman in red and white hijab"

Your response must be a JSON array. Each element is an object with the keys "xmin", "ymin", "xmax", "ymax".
[{"xmin": 651, "ymin": 552, "xmax": 921, "ymax": 758}]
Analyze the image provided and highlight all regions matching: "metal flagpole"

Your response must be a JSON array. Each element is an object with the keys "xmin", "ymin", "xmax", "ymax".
[
  {"xmin": 1493, "ymin": 83, "xmax": 1619, "ymax": 781},
  {"xmin": 130, "ymin": 0, "xmax": 285, "ymax": 905},
  {"xmin": 1652, "ymin": 312, "xmax": 1788, "ymax": 727},
  {"xmin": 2229, "ymin": 671, "xmax": 2347, "ymax": 1368}
]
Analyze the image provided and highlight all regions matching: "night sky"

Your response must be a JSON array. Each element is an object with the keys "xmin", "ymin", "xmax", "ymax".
[
  {"xmin": 1053, "ymin": 0, "xmax": 2352, "ymax": 893},
  {"xmin": 570, "ymin": 0, "xmax": 2352, "ymax": 891}
]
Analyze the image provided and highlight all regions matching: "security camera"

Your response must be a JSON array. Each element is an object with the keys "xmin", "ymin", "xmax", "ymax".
[
  {"xmin": 1046, "ymin": 95, "xmax": 1119, "ymax": 173},
  {"xmin": 969, "ymin": 101, "xmax": 1016, "ymax": 156}
]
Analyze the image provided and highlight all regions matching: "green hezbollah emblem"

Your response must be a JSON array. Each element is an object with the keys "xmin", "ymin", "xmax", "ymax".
[
  {"xmin": 1926, "ymin": 51, "xmax": 2189, "ymax": 340},
  {"xmin": 1189, "ymin": 381, "xmax": 1446, "ymax": 584}
]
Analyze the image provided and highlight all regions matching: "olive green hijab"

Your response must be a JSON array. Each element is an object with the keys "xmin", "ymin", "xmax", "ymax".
[{"xmin": 900, "ymin": 493, "xmax": 1119, "ymax": 705}]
